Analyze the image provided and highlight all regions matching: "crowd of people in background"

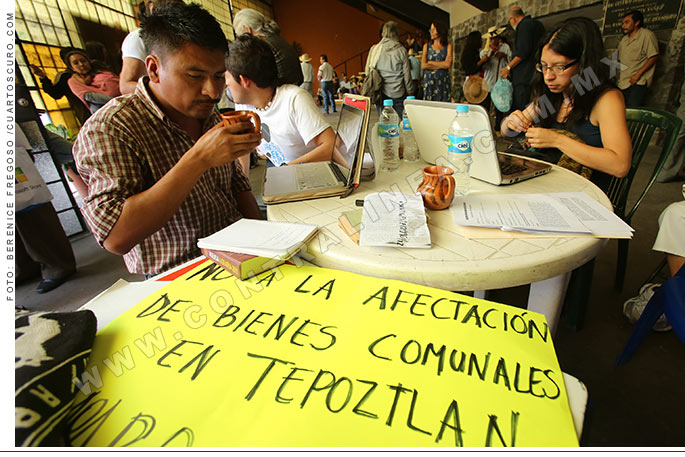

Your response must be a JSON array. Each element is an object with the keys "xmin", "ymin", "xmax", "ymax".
[{"xmin": 20, "ymin": 1, "xmax": 683, "ymax": 309}]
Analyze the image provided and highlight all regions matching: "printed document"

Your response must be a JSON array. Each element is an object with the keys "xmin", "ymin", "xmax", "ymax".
[
  {"xmin": 450, "ymin": 192, "xmax": 633, "ymax": 237},
  {"xmin": 360, "ymin": 192, "xmax": 431, "ymax": 248},
  {"xmin": 551, "ymin": 192, "xmax": 633, "ymax": 237}
]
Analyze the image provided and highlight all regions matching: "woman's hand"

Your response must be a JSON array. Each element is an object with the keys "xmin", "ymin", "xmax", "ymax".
[
  {"xmin": 503, "ymin": 110, "xmax": 532, "ymax": 134},
  {"xmin": 29, "ymin": 64, "xmax": 46, "ymax": 79},
  {"xmin": 525, "ymin": 127, "xmax": 563, "ymax": 149}
]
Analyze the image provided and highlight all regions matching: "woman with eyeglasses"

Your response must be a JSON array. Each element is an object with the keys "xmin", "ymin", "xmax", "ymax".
[{"xmin": 501, "ymin": 17, "xmax": 632, "ymax": 192}]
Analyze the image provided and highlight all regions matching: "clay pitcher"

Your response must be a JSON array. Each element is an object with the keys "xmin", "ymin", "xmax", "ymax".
[{"xmin": 417, "ymin": 166, "xmax": 455, "ymax": 210}]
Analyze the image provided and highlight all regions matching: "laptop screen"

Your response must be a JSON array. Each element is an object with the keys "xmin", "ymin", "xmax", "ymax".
[{"xmin": 331, "ymin": 103, "xmax": 364, "ymax": 181}]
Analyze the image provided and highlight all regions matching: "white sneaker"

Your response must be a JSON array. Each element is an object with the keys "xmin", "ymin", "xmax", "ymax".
[{"xmin": 622, "ymin": 283, "xmax": 672, "ymax": 332}]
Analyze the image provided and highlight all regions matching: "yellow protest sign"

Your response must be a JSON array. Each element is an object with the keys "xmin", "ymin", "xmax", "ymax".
[{"xmin": 66, "ymin": 261, "xmax": 578, "ymax": 447}]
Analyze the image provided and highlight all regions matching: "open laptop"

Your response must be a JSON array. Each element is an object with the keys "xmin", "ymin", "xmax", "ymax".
[
  {"xmin": 404, "ymin": 99, "xmax": 551, "ymax": 185},
  {"xmin": 262, "ymin": 95, "xmax": 370, "ymax": 204}
]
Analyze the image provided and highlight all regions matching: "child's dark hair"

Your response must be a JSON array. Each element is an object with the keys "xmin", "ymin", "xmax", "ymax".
[{"xmin": 226, "ymin": 34, "xmax": 278, "ymax": 89}]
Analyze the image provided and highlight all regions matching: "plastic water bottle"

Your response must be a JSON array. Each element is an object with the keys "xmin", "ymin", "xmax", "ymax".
[
  {"xmin": 379, "ymin": 99, "xmax": 400, "ymax": 172},
  {"xmin": 447, "ymin": 104, "xmax": 474, "ymax": 195},
  {"xmin": 401, "ymin": 96, "xmax": 419, "ymax": 162}
]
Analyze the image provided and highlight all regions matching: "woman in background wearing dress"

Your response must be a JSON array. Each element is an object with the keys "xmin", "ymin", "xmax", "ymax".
[{"xmin": 421, "ymin": 21, "xmax": 452, "ymax": 101}]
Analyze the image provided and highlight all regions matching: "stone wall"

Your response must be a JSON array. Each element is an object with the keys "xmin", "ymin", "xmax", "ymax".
[{"xmin": 447, "ymin": 0, "xmax": 684, "ymax": 112}]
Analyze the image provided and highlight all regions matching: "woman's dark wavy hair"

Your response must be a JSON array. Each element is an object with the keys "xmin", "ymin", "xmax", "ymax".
[
  {"xmin": 530, "ymin": 17, "xmax": 615, "ymax": 128},
  {"xmin": 460, "ymin": 31, "xmax": 482, "ymax": 76},
  {"xmin": 432, "ymin": 21, "xmax": 449, "ymax": 47}
]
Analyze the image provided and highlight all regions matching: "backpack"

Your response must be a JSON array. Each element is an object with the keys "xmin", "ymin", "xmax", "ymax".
[
  {"xmin": 360, "ymin": 67, "xmax": 383, "ymax": 105},
  {"xmin": 361, "ymin": 43, "xmax": 383, "ymax": 105}
]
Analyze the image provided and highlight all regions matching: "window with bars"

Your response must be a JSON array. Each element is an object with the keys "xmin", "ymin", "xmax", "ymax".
[{"xmin": 15, "ymin": 0, "xmax": 138, "ymax": 135}]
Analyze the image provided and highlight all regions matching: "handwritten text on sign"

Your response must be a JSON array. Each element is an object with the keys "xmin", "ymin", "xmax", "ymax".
[{"xmin": 66, "ymin": 262, "xmax": 577, "ymax": 447}]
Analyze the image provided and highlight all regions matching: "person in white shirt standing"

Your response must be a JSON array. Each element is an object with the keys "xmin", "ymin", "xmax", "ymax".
[
  {"xmin": 227, "ymin": 35, "xmax": 335, "ymax": 169},
  {"xmin": 119, "ymin": 0, "xmax": 181, "ymax": 95},
  {"xmin": 317, "ymin": 54, "xmax": 337, "ymax": 114},
  {"xmin": 299, "ymin": 53, "xmax": 314, "ymax": 96}
]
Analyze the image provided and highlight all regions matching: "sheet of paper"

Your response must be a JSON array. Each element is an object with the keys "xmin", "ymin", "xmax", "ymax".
[
  {"xmin": 548, "ymin": 192, "xmax": 633, "ymax": 237},
  {"xmin": 451, "ymin": 194, "xmax": 593, "ymax": 234},
  {"xmin": 67, "ymin": 261, "xmax": 578, "ymax": 446},
  {"xmin": 360, "ymin": 192, "xmax": 431, "ymax": 248},
  {"xmin": 197, "ymin": 219, "xmax": 318, "ymax": 259},
  {"xmin": 455, "ymin": 224, "xmax": 631, "ymax": 239}
]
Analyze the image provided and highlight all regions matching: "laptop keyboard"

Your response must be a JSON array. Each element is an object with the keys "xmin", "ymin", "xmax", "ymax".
[
  {"xmin": 296, "ymin": 165, "xmax": 340, "ymax": 190},
  {"xmin": 500, "ymin": 161, "xmax": 527, "ymax": 176}
]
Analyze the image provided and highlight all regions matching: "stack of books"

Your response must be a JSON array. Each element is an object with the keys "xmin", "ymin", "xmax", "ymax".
[{"xmin": 197, "ymin": 219, "xmax": 318, "ymax": 279}]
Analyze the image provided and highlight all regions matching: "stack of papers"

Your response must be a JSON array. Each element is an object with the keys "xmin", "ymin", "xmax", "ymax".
[
  {"xmin": 197, "ymin": 219, "xmax": 319, "ymax": 259},
  {"xmin": 360, "ymin": 192, "xmax": 431, "ymax": 248},
  {"xmin": 450, "ymin": 192, "xmax": 633, "ymax": 238}
]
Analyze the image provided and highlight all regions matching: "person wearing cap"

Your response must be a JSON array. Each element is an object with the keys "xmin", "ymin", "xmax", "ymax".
[
  {"xmin": 299, "ymin": 53, "xmax": 314, "ymax": 96},
  {"xmin": 479, "ymin": 26, "xmax": 511, "ymax": 129}
]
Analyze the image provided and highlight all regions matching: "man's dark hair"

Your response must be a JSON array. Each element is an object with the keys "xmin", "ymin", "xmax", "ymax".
[
  {"xmin": 226, "ymin": 34, "xmax": 277, "ymax": 89},
  {"xmin": 320, "ymin": 54, "xmax": 328, "ymax": 62},
  {"xmin": 625, "ymin": 10, "xmax": 643, "ymax": 28},
  {"xmin": 140, "ymin": 2, "xmax": 227, "ymax": 59}
]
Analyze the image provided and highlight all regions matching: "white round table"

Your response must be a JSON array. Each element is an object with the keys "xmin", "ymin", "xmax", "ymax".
[{"xmin": 267, "ymin": 159, "xmax": 610, "ymax": 333}]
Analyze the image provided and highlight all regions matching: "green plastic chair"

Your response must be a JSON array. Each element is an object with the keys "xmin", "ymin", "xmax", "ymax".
[
  {"xmin": 609, "ymin": 108, "xmax": 682, "ymax": 291},
  {"xmin": 561, "ymin": 108, "xmax": 682, "ymax": 330}
]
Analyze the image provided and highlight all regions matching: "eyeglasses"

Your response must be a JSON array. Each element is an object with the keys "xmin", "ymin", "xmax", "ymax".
[{"xmin": 535, "ymin": 61, "xmax": 578, "ymax": 75}]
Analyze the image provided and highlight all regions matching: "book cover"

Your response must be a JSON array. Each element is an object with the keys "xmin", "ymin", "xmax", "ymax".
[
  {"xmin": 200, "ymin": 247, "xmax": 285, "ymax": 280},
  {"xmin": 338, "ymin": 209, "xmax": 363, "ymax": 244}
]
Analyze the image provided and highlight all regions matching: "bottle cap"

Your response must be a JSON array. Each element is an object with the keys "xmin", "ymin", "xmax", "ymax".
[
  {"xmin": 383, "ymin": 99, "xmax": 393, "ymax": 106},
  {"xmin": 406, "ymin": 96, "xmax": 415, "ymax": 100},
  {"xmin": 456, "ymin": 104, "xmax": 469, "ymax": 113}
]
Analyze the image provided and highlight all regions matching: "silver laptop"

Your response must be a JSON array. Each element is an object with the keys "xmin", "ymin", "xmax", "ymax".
[
  {"xmin": 262, "ymin": 102, "xmax": 367, "ymax": 203},
  {"xmin": 404, "ymin": 99, "xmax": 551, "ymax": 185}
]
